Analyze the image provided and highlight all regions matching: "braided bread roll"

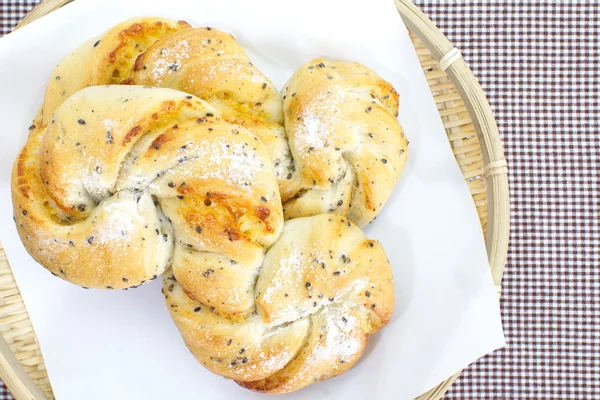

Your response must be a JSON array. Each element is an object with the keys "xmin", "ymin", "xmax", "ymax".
[
  {"xmin": 42, "ymin": 17, "xmax": 296, "ymax": 198},
  {"xmin": 41, "ymin": 18, "xmax": 407, "ymax": 226},
  {"xmin": 165, "ymin": 213, "xmax": 393, "ymax": 393},
  {"xmin": 13, "ymin": 86, "xmax": 283, "ymax": 291},
  {"xmin": 281, "ymin": 59, "xmax": 408, "ymax": 227},
  {"xmin": 12, "ymin": 18, "xmax": 401, "ymax": 393}
]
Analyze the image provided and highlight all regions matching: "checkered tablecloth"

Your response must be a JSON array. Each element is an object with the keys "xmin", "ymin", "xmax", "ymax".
[{"xmin": 1, "ymin": 1, "xmax": 599, "ymax": 399}]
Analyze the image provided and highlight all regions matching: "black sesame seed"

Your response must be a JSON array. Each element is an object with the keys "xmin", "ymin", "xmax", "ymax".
[
  {"xmin": 210, "ymin": 306, "xmax": 215, "ymax": 311},
  {"xmin": 227, "ymin": 339, "xmax": 233, "ymax": 345},
  {"xmin": 371, "ymin": 304, "xmax": 376, "ymax": 309},
  {"xmin": 55, "ymin": 76, "xmax": 60, "ymax": 81},
  {"xmin": 381, "ymin": 158, "xmax": 388, "ymax": 164},
  {"xmin": 87, "ymin": 236, "xmax": 94, "ymax": 244},
  {"xmin": 318, "ymin": 62, "xmax": 325, "ymax": 68},
  {"xmin": 21, "ymin": 210, "xmax": 28, "ymax": 216},
  {"xmin": 262, "ymin": 83, "xmax": 267, "ymax": 89},
  {"xmin": 28, "ymin": 125, "xmax": 36, "ymax": 130},
  {"xmin": 203, "ymin": 269, "xmax": 214, "ymax": 277},
  {"xmin": 230, "ymin": 361, "xmax": 237, "ymax": 367},
  {"xmin": 321, "ymin": 262, "xmax": 326, "ymax": 269},
  {"xmin": 242, "ymin": 357, "xmax": 248, "ymax": 364},
  {"xmin": 196, "ymin": 226, "xmax": 203, "ymax": 234},
  {"xmin": 68, "ymin": 240, "xmax": 75, "ymax": 247},
  {"xmin": 78, "ymin": 119, "xmax": 86, "ymax": 125},
  {"xmin": 305, "ymin": 282, "xmax": 312, "ymax": 290},
  {"xmin": 333, "ymin": 271, "xmax": 341, "ymax": 276},
  {"xmin": 337, "ymin": 200, "xmax": 343, "ymax": 207},
  {"xmin": 368, "ymin": 133, "xmax": 374, "ymax": 138},
  {"xmin": 260, "ymin": 196, "xmax": 267, "ymax": 202},
  {"xmin": 368, "ymin": 242, "xmax": 374, "ymax": 247},
  {"xmin": 177, "ymin": 195, "xmax": 184, "ymax": 199},
  {"xmin": 168, "ymin": 284, "xmax": 174, "ymax": 292},
  {"xmin": 163, "ymin": 234, "xmax": 168, "ymax": 242},
  {"xmin": 313, "ymin": 302, "xmax": 317, "ymax": 307},
  {"xmin": 329, "ymin": 297, "xmax": 334, "ymax": 302},
  {"xmin": 106, "ymin": 286, "xmax": 113, "ymax": 289},
  {"xmin": 366, "ymin": 106, "xmax": 372, "ymax": 113},
  {"xmin": 239, "ymin": 348, "xmax": 246, "ymax": 354},
  {"xmin": 206, "ymin": 112, "xmax": 214, "ymax": 117},
  {"xmin": 93, "ymin": 40, "xmax": 100, "ymax": 47},
  {"xmin": 365, "ymin": 291, "xmax": 372, "ymax": 297},
  {"xmin": 341, "ymin": 317, "xmax": 348, "ymax": 323},
  {"xmin": 186, "ymin": 95, "xmax": 193, "ymax": 99},
  {"xmin": 194, "ymin": 307, "xmax": 201, "ymax": 312}
]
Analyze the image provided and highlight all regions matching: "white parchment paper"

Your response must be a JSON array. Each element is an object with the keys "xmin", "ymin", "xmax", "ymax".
[{"xmin": 0, "ymin": 0, "xmax": 505, "ymax": 398}]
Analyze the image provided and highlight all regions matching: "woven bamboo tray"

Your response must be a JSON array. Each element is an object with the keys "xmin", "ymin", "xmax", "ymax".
[{"xmin": 0, "ymin": 0, "xmax": 510, "ymax": 398}]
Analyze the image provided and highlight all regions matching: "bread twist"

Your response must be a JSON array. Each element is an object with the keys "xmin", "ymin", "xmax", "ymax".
[
  {"xmin": 40, "ymin": 17, "xmax": 406, "ymax": 227},
  {"xmin": 165, "ymin": 213, "xmax": 393, "ymax": 393},
  {"xmin": 12, "ymin": 17, "xmax": 402, "ymax": 393},
  {"xmin": 13, "ymin": 85, "xmax": 394, "ymax": 392},
  {"xmin": 281, "ymin": 59, "xmax": 408, "ymax": 226},
  {"xmin": 42, "ymin": 17, "xmax": 296, "ymax": 199},
  {"xmin": 13, "ymin": 86, "xmax": 283, "ymax": 291}
]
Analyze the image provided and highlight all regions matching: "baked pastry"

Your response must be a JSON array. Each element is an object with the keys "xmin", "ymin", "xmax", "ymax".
[
  {"xmin": 13, "ymin": 84, "xmax": 394, "ymax": 392},
  {"xmin": 41, "ymin": 17, "xmax": 296, "ymax": 198},
  {"xmin": 12, "ymin": 85, "xmax": 283, "ymax": 290},
  {"xmin": 281, "ymin": 59, "xmax": 409, "ymax": 226},
  {"xmin": 165, "ymin": 213, "xmax": 393, "ymax": 393},
  {"xmin": 40, "ymin": 17, "xmax": 407, "ymax": 226},
  {"xmin": 12, "ymin": 17, "xmax": 402, "ymax": 393}
]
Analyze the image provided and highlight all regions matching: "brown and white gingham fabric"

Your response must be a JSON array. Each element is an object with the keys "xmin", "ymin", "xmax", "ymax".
[{"xmin": 1, "ymin": 1, "xmax": 599, "ymax": 399}]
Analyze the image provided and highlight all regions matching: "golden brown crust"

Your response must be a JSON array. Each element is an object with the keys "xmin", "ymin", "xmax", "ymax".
[
  {"xmin": 40, "ymin": 17, "xmax": 295, "ymax": 198},
  {"xmin": 13, "ymin": 17, "xmax": 402, "ymax": 394},
  {"xmin": 281, "ymin": 58, "xmax": 409, "ymax": 226},
  {"xmin": 41, "ymin": 17, "xmax": 190, "ymax": 123},
  {"xmin": 13, "ymin": 86, "xmax": 283, "ymax": 291},
  {"xmin": 165, "ymin": 214, "xmax": 394, "ymax": 392}
]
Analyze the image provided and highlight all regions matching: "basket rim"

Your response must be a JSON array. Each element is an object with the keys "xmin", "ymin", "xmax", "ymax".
[{"xmin": 1, "ymin": 1, "xmax": 510, "ymax": 399}]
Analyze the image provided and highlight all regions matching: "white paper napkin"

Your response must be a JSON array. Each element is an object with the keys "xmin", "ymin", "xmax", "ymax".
[{"xmin": 0, "ymin": 0, "xmax": 505, "ymax": 399}]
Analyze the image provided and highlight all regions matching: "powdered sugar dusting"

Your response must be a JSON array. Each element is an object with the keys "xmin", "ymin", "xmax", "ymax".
[
  {"xmin": 174, "ymin": 136, "xmax": 264, "ymax": 191},
  {"xmin": 261, "ymin": 246, "xmax": 306, "ymax": 324},
  {"xmin": 151, "ymin": 40, "xmax": 191, "ymax": 80},
  {"xmin": 313, "ymin": 308, "xmax": 362, "ymax": 363},
  {"xmin": 102, "ymin": 118, "xmax": 118, "ymax": 133},
  {"xmin": 292, "ymin": 89, "xmax": 344, "ymax": 152},
  {"xmin": 93, "ymin": 198, "xmax": 137, "ymax": 244},
  {"xmin": 204, "ymin": 61, "xmax": 265, "ymax": 84}
]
